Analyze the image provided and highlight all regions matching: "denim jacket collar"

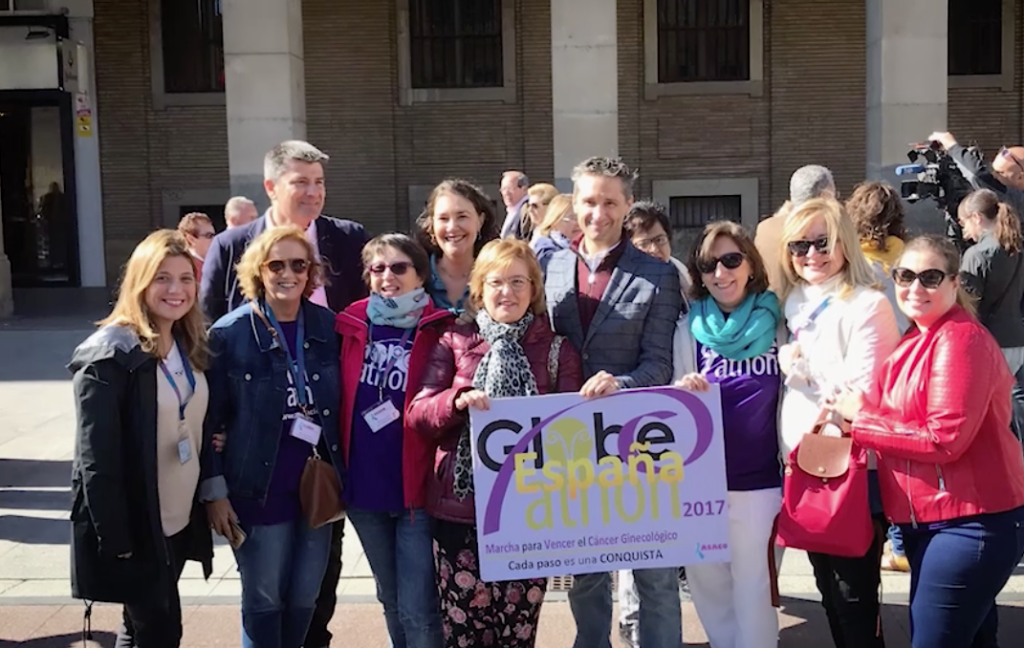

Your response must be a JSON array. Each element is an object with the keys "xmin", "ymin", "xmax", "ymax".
[{"xmin": 249, "ymin": 298, "xmax": 331, "ymax": 354}]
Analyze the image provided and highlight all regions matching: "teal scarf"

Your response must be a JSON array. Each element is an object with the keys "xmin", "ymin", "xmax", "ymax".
[
  {"xmin": 689, "ymin": 291, "xmax": 780, "ymax": 360},
  {"xmin": 366, "ymin": 288, "xmax": 429, "ymax": 329}
]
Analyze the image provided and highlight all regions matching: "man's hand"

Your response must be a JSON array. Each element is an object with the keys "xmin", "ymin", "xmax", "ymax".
[
  {"xmin": 580, "ymin": 371, "xmax": 620, "ymax": 399},
  {"xmin": 206, "ymin": 498, "xmax": 237, "ymax": 539},
  {"xmin": 928, "ymin": 131, "xmax": 958, "ymax": 151}
]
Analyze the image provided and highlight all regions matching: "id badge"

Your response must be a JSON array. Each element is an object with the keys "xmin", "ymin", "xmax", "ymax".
[
  {"xmin": 289, "ymin": 416, "xmax": 323, "ymax": 445},
  {"xmin": 362, "ymin": 399, "xmax": 400, "ymax": 433},
  {"xmin": 177, "ymin": 436, "xmax": 192, "ymax": 465}
]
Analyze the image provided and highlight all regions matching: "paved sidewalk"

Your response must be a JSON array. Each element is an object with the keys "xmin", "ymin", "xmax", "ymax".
[{"xmin": 2, "ymin": 324, "xmax": 1023, "ymax": 646}]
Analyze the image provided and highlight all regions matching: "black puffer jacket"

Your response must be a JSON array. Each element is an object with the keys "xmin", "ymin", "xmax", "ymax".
[{"xmin": 68, "ymin": 324, "xmax": 213, "ymax": 604}]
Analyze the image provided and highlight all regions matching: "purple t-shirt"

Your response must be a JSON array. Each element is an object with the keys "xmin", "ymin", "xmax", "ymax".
[
  {"xmin": 346, "ymin": 324, "xmax": 413, "ymax": 512},
  {"xmin": 232, "ymin": 319, "xmax": 316, "ymax": 526},
  {"xmin": 696, "ymin": 340, "xmax": 782, "ymax": 492}
]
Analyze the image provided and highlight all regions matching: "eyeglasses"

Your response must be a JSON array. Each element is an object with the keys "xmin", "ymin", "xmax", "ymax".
[
  {"xmin": 484, "ymin": 276, "xmax": 532, "ymax": 293},
  {"xmin": 787, "ymin": 236, "xmax": 830, "ymax": 257},
  {"xmin": 263, "ymin": 258, "xmax": 310, "ymax": 274},
  {"xmin": 634, "ymin": 234, "xmax": 670, "ymax": 251},
  {"xmin": 368, "ymin": 261, "xmax": 414, "ymax": 276},
  {"xmin": 892, "ymin": 267, "xmax": 950, "ymax": 289},
  {"xmin": 696, "ymin": 252, "xmax": 745, "ymax": 275},
  {"xmin": 190, "ymin": 231, "xmax": 216, "ymax": 240},
  {"xmin": 999, "ymin": 147, "xmax": 1024, "ymax": 175}
]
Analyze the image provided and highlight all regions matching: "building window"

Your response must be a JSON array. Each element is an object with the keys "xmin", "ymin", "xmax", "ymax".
[
  {"xmin": 948, "ymin": 0, "xmax": 1002, "ymax": 76},
  {"xmin": 161, "ymin": 0, "xmax": 224, "ymax": 93},
  {"xmin": 668, "ymin": 195, "xmax": 742, "ymax": 255},
  {"xmin": 409, "ymin": 0, "xmax": 503, "ymax": 89},
  {"xmin": 656, "ymin": 0, "xmax": 749, "ymax": 83}
]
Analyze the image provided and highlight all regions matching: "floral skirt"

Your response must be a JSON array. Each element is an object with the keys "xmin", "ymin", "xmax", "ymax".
[{"xmin": 433, "ymin": 519, "xmax": 547, "ymax": 647}]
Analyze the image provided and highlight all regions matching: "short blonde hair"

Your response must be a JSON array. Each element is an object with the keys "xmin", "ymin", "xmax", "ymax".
[
  {"xmin": 99, "ymin": 230, "xmax": 208, "ymax": 369},
  {"xmin": 469, "ymin": 239, "xmax": 546, "ymax": 316},
  {"xmin": 235, "ymin": 226, "xmax": 325, "ymax": 302},
  {"xmin": 537, "ymin": 194, "xmax": 574, "ymax": 238},
  {"xmin": 779, "ymin": 198, "xmax": 880, "ymax": 300}
]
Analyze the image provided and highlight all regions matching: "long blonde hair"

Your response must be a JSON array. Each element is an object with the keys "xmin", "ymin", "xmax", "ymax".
[
  {"xmin": 99, "ymin": 230, "xmax": 208, "ymax": 369},
  {"xmin": 536, "ymin": 194, "xmax": 574, "ymax": 238},
  {"xmin": 778, "ymin": 198, "xmax": 881, "ymax": 301}
]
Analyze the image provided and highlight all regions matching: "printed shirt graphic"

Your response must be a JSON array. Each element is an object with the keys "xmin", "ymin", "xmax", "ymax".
[
  {"xmin": 347, "ymin": 324, "xmax": 412, "ymax": 511},
  {"xmin": 696, "ymin": 341, "xmax": 782, "ymax": 491},
  {"xmin": 231, "ymin": 319, "xmax": 316, "ymax": 526}
]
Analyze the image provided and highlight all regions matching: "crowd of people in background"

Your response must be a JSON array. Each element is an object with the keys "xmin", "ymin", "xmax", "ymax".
[{"xmin": 68, "ymin": 137, "xmax": 1024, "ymax": 648}]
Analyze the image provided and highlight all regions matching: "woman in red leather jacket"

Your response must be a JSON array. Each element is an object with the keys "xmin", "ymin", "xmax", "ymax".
[
  {"xmin": 407, "ymin": 239, "xmax": 582, "ymax": 648},
  {"xmin": 835, "ymin": 235, "xmax": 1024, "ymax": 648}
]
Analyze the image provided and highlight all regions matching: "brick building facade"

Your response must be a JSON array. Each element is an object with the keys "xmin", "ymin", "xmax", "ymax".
[{"xmin": 0, "ymin": 0, "xmax": 1020, "ymax": 312}]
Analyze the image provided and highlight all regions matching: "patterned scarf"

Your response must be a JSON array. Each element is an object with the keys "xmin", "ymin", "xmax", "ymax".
[
  {"xmin": 366, "ymin": 288, "xmax": 429, "ymax": 329},
  {"xmin": 452, "ymin": 309, "xmax": 538, "ymax": 500}
]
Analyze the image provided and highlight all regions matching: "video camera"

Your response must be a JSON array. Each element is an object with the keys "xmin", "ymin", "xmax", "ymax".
[{"xmin": 896, "ymin": 142, "xmax": 975, "ymax": 250}]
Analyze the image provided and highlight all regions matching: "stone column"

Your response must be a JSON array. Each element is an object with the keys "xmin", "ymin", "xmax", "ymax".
[
  {"xmin": 866, "ymin": 0, "xmax": 948, "ymax": 233},
  {"xmin": 222, "ymin": 0, "xmax": 307, "ymax": 210},
  {"xmin": 551, "ymin": 0, "xmax": 619, "ymax": 192}
]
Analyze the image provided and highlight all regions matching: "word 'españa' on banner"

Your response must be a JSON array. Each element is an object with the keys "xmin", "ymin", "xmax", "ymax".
[{"xmin": 469, "ymin": 386, "xmax": 729, "ymax": 581}]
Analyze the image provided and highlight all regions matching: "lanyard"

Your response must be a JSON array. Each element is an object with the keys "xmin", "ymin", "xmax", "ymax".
[
  {"xmin": 370, "ymin": 324, "xmax": 414, "ymax": 400},
  {"xmin": 792, "ymin": 296, "xmax": 832, "ymax": 340},
  {"xmin": 265, "ymin": 303, "xmax": 309, "ymax": 408},
  {"xmin": 158, "ymin": 342, "xmax": 197, "ymax": 421}
]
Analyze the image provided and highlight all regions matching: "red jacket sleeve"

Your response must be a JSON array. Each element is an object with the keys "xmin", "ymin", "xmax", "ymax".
[
  {"xmin": 406, "ymin": 331, "xmax": 471, "ymax": 443},
  {"xmin": 555, "ymin": 339, "xmax": 583, "ymax": 394},
  {"xmin": 852, "ymin": 326, "xmax": 996, "ymax": 464}
]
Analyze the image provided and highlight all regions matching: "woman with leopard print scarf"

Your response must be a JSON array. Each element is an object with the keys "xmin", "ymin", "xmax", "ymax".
[{"xmin": 407, "ymin": 239, "xmax": 583, "ymax": 647}]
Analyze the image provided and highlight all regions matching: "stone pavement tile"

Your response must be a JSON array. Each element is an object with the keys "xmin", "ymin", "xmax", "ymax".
[
  {"xmin": 0, "ymin": 546, "xmax": 68, "ymax": 581},
  {"xmin": 4, "ymin": 603, "xmax": 121, "ymax": 647},
  {"xmin": 205, "ymin": 579, "xmax": 241, "ymax": 599},
  {"xmin": 0, "ymin": 582, "xmax": 21, "ymax": 596},
  {"xmin": 0, "ymin": 580, "xmax": 69, "ymax": 599},
  {"xmin": 338, "ymin": 576, "xmax": 377, "ymax": 598},
  {"xmin": 0, "ymin": 605, "xmax": 62, "ymax": 642}
]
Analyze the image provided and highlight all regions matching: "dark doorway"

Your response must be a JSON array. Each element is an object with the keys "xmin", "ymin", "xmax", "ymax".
[
  {"xmin": 0, "ymin": 91, "xmax": 78, "ymax": 287},
  {"xmin": 181, "ymin": 203, "xmax": 226, "ymax": 232}
]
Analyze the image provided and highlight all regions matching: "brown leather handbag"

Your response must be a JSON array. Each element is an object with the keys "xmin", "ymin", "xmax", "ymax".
[{"xmin": 300, "ymin": 446, "xmax": 346, "ymax": 529}]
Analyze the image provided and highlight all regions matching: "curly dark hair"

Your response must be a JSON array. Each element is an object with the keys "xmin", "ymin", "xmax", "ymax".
[
  {"xmin": 845, "ymin": 181, "xmax": 906, "ymax": 252},
  {"xmin": 414, "ymin": 179, "xmax": 500, "ymax": 258}
]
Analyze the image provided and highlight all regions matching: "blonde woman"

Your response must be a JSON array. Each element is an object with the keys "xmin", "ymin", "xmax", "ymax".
[
  {"xmin": 522, "ymin": 182, "xmax": 559, "ymax": 241},
  {"xmin": 777, "ymin": 198, "xmax": 900, "ymax": 648},
  {"xmin": 69, "ymin": 230, "xmax": 213, "ymax": 647},
  {"xmin": 201, "ymin": 226, "xmax": 344, "ymax": 648},
  {"xmin": 530, "ymin": 194, "xmax": 579, "ymax": 274}
]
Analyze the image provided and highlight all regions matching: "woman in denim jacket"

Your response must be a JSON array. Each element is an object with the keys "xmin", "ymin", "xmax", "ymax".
[{"xmin": 200, "ymin": 226, "xmax": 344, "ymax": 648}]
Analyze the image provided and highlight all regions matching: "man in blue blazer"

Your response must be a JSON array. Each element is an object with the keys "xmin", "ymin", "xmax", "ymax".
[
  {"xmin": 200, "ymin": 140, "xmax": 367, "ymax": 323},
  {"xmin": 199, "ymin": 140, "xmax": 365, "ymax": 648},
  {"xmin": 545, "ymin": 157, "xmax": 684, "ymax": 648}
]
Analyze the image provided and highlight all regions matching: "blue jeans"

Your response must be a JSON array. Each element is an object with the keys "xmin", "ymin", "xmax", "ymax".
[
  {"xmin": 347, "ymin": 508, "xmax": 442, "ymax": 648},
  {"xmin": 234, "ymin": 517, "xmax": 332, "ymax": 648},
  {"xmin": 569, "ymin": 568, "xmax": 682, "ymax": 648},
  {"xmin": 901, "ymin": 506, "xmax": 1024, "ymax": 648},
  {"xmin": 887, "ymin": 524, "xmax": 904, "ymax": 556}
]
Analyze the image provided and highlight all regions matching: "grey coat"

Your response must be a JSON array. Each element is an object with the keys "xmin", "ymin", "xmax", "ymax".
[{"xmin": 545, "ymin": 240, "xmax": 682, "ymax": 387}]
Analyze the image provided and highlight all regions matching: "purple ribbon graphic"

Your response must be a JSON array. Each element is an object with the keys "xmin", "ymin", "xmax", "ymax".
[{"xmin": 481, "ymin": 387, "xmax": 714, "ymax": 535}]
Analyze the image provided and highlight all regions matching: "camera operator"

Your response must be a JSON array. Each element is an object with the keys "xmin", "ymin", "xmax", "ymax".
[{"xmin": 928, "ymin": 131, "xmax": 1024, "ymax": 220}]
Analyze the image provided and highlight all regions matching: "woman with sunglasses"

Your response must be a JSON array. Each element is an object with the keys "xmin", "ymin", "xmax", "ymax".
[
  {"xmin": 530, "ymin": 194, "xmax": 579, "ymax": 275},
  {"xmin": 777, "ymin": 198, "xmax": 900, "ymax": 648},
  {"xmin": 833, "ymin": 235, "xmax": 1024, "ymax": 648},
  {"xmin": 415, "ymin": 179, "xmax": 500, "ymax": 316},
  {"xmin": 407, "ymin": 239, "xmax": 582, "ymax": 647},
  {"xmin": 522, "ymin": 183, "xmax": 559, "ymax": 242},
  {"xmin": 334, "ymin": 233, "xmax": 452, "ymax": 648},
  {"xmin": 672, "ymin": 221, "xmax": 783, "ymax": 648},
  {"xmin": 201, "ymin": 226, "xmax": 344, "ymax": 648}
]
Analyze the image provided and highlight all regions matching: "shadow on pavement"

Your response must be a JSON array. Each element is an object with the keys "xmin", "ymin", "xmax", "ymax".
[
  {"xmin": 1, "ymin": 631, "xmax": 117, "ymax": 647},
  {"xmin": 0, "ymin": 490, "xmax": 72, "ymax": 511},
  {"xmin": 0, "ymin": 459, "xmax": 72, "ymax": 489},
  {"xmin": 0, "ymin": 515, "xmax": 69, "ymax": 545}
]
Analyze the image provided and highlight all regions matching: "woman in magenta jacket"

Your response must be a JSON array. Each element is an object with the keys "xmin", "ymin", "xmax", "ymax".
[
  {"xmin": 835, "ymin": 235, "xmax": 1024, "ymax": 648},
  {"xmin": 406, "ymin": 239, "xmax": 583, "ymax": 648},
  {"xmin": 335, "ymin": 233, "xmax": 454, "ymax": 648}
]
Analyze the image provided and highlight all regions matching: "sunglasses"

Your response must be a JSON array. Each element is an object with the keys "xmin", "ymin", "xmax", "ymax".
[
  {"xmin": 263, "ymin": 258, "xmax": 310, "ymax": 274},
  {"xmin": 696, "ymin": 252, "xmax": 745, "ymax": 275},
  {"xmin": 892, "ymin": 267, "xmax": 950, "ymax": 289},
  {"xmin": 787, "ymin": 236, "xmax": 830, "ymax": 257},
  {"xmin": 368, "ymin": 261, "xmax": 414, "ymax": 276}
]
